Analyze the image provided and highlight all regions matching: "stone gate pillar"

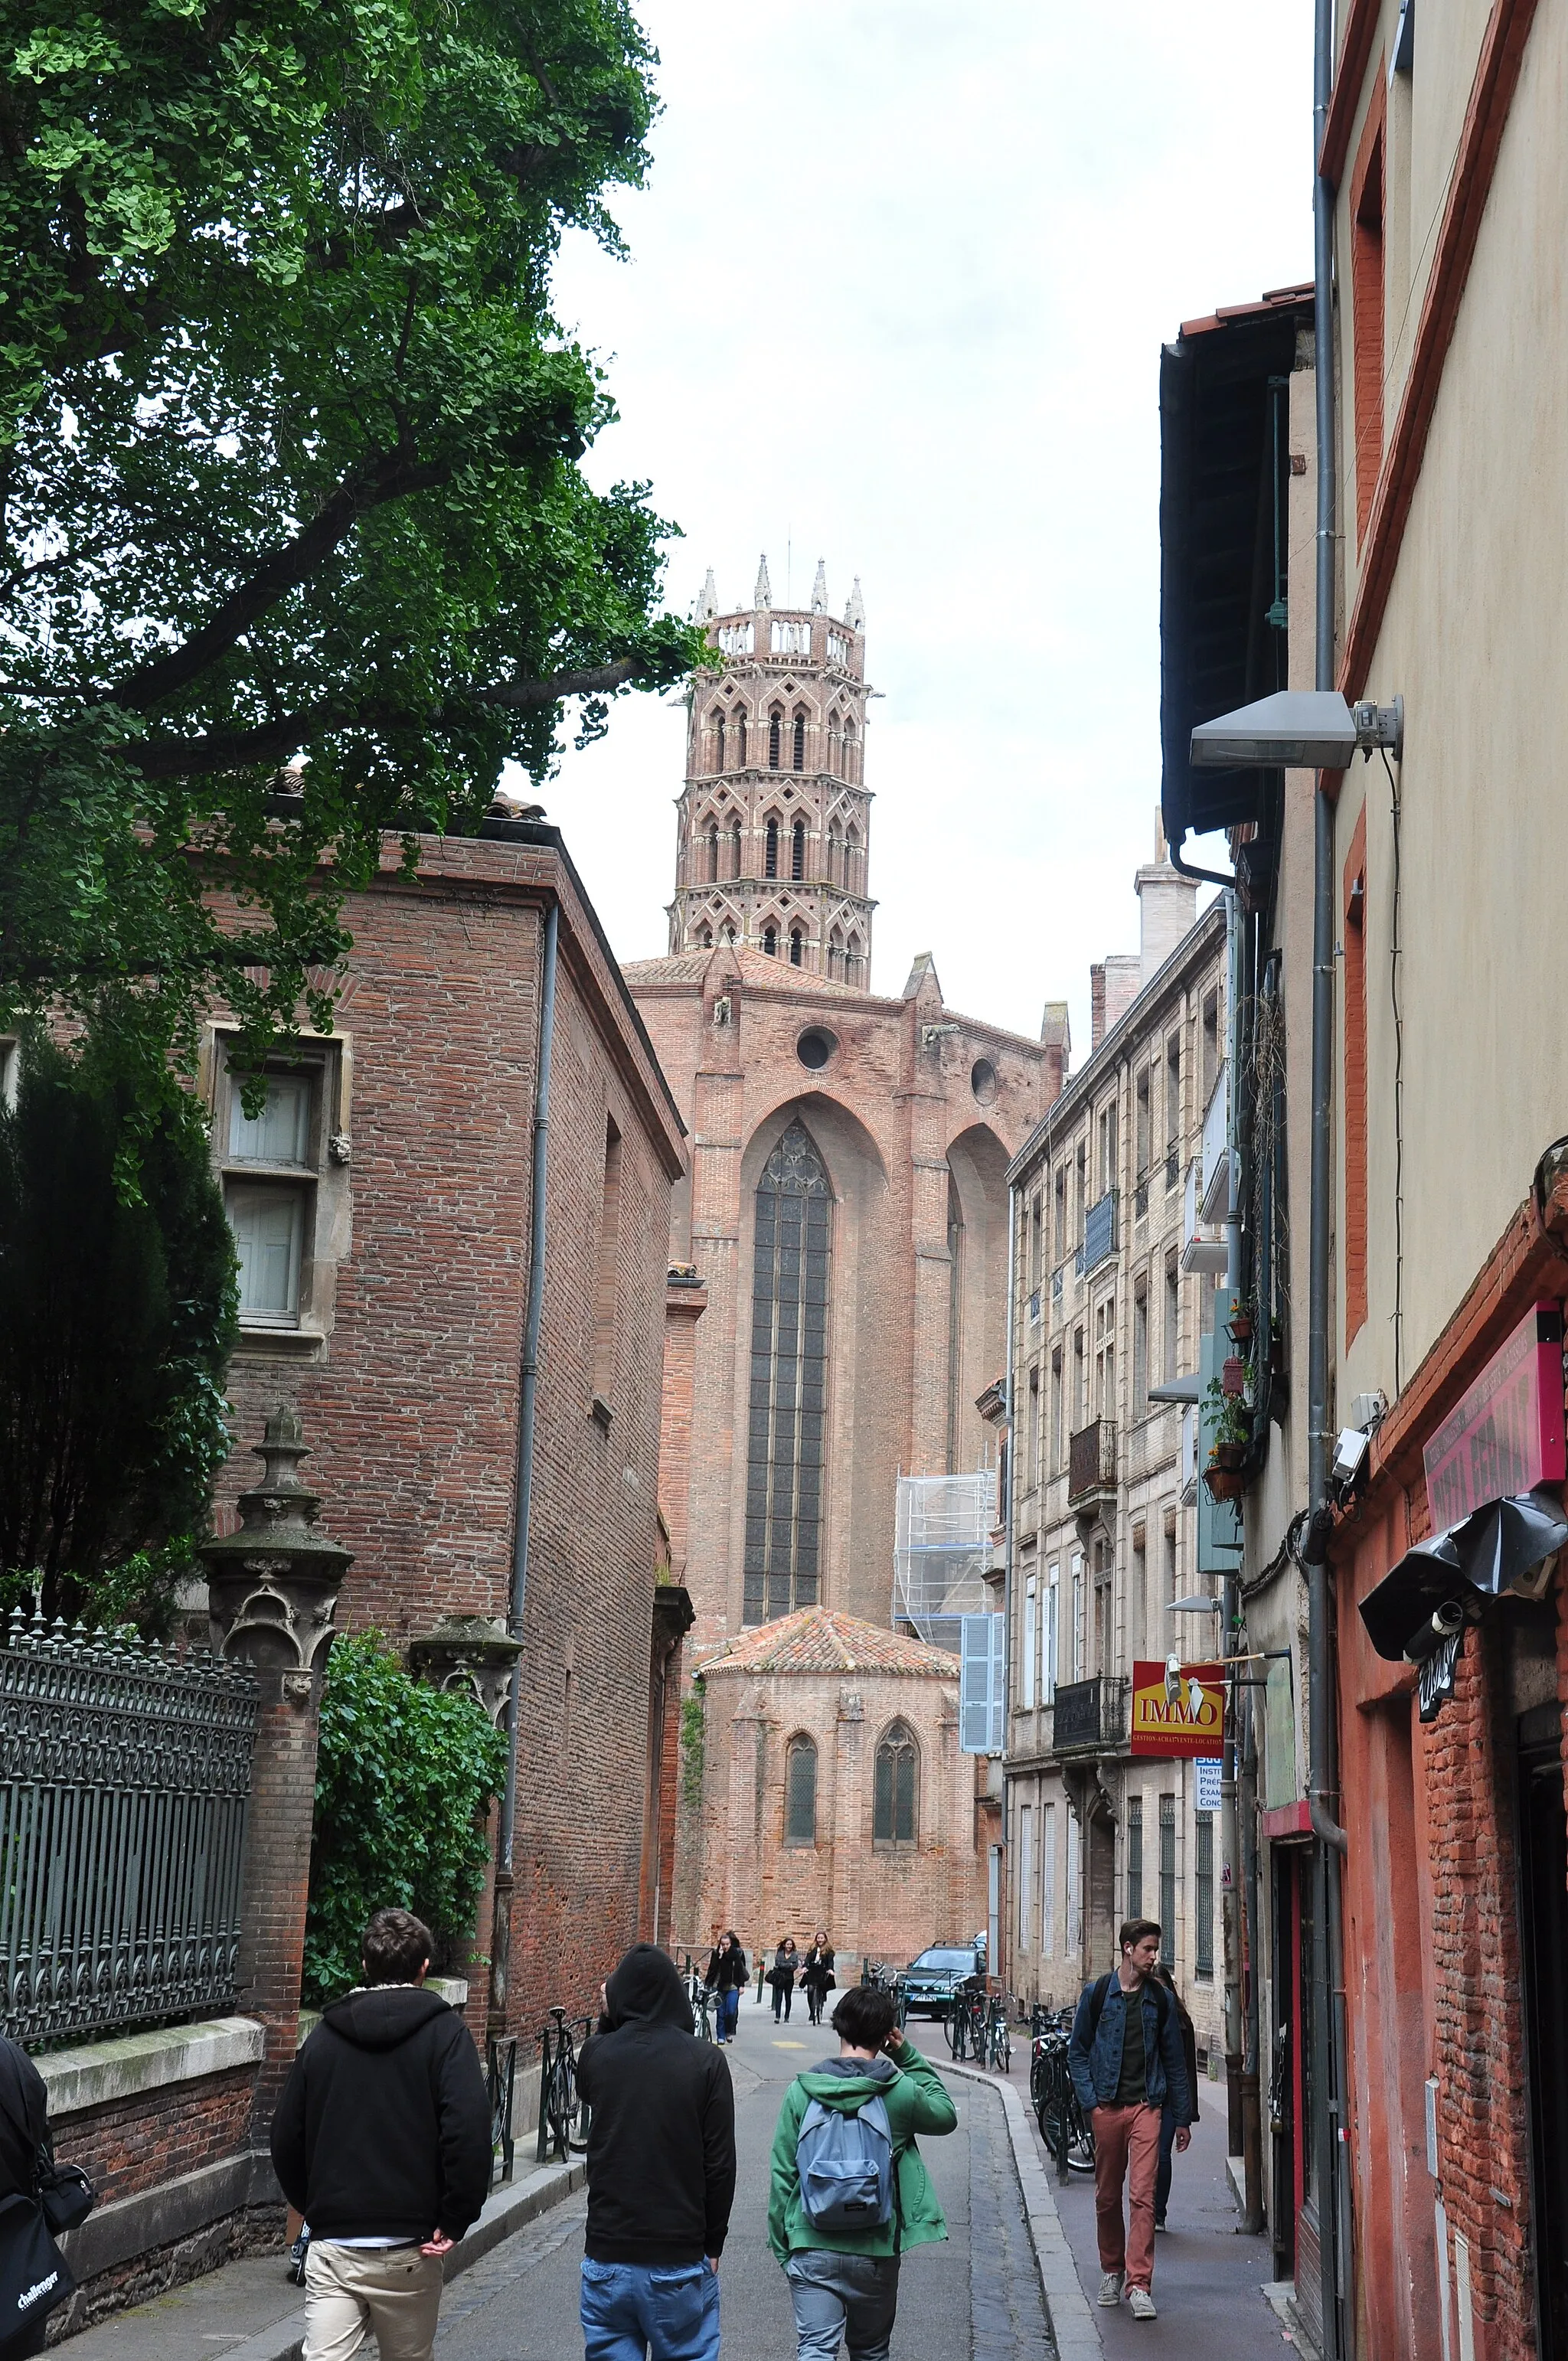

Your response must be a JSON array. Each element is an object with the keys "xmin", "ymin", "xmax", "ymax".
[{"xmin": 200, "ymin": 1408, "xmax": 350, "ymax": 2137}]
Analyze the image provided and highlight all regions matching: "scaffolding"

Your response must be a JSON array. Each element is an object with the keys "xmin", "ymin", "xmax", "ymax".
[{"xmin": 893, "ymin": 1471, "xmax": 997, "ymax": 1646}]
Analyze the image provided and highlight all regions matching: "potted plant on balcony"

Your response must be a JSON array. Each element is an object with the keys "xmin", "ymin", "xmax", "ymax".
[
  {"xmin": 1202, "ymin": 1376, "xmax": 1251, "ymax": 1501},
  {"xmin": 1226, "ymin": 1297, "xmax": 1253, "ymax": 1349}
]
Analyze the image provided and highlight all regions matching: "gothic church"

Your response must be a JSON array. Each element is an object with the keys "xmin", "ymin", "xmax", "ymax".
[{"xmin": 626, "ymin": 563, "xmax": 1065, "ymax": 1968}]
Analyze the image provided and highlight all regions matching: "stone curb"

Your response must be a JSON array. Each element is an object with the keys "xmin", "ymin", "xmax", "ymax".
[
  {"xmin": 940, "ymin": 2059, "xmax": 1103, "ymax": 2361},
  {"xmin": 109, "ymin": 2154, "xmax": 586, "ymax": 2361}
]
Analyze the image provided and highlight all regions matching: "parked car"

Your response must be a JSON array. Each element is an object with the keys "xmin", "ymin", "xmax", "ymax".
[{"xmin": 896, "ymin": 1942, "xmax": 985, "ymax": 2020}]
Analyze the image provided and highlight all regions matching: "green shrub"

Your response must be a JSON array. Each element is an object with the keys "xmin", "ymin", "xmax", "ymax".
[
  {"xmin": 304, "ymin": 1631, "xmax": 507, "ymax": 2006},
  {"xmin": 680, "ymin": 1687, "xmax": 705, "ymax": 1811}
]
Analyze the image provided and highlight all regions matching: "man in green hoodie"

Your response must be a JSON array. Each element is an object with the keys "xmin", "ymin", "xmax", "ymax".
[{"xmin": 767, "ymin": 1984, "xmax": 958, "ymax": 2361}]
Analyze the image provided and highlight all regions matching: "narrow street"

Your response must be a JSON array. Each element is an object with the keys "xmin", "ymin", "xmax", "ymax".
[{"xmin": 432, "ymin": 1994, "xmax": 1051, "ymax": 2361}]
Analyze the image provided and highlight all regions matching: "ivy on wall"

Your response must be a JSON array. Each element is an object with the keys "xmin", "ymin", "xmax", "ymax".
[{"xmin": 304, "ymin": 1631, "xmax": 506, "ymax": 2006}]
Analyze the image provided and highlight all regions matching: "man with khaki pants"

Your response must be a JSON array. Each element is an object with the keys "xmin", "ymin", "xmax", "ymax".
[{"xmin": 271, "ymin": 1908, "xmax": 492, "ymax": 2361}]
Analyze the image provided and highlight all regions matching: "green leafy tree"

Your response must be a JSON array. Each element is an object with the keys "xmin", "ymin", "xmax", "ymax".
[
  {"xmin": 0, "ymin": 1027, "xmax": 237, "ymax": 1624},
  {"xmin": 0, "ymin": 0, "xmax": 701, "ymax": 1093},
  {"xmin": 305, "ymin": 1629, "xmax": 508, "ymax": 2005}
]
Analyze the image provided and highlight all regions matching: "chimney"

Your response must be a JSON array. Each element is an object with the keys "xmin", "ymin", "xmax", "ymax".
[
  {"xmin": 1135, "ymin": 808, "xmax": 1197, "ymax": 983},
  {"xmin": 1102, "ymin": 955, "xmax": 1142, "ymax": 1038},
  {"xmin": 1090, "ymin": 964, "xmax": 1107, "ymax": 1052}
]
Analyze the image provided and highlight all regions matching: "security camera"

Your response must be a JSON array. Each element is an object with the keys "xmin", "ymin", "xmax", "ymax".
[
  {"xmin": 1402, "ymin": 1598, "xmax": 1466, "ymax": 1667},
  {"xmin": 1331, "ymin": 1426, "xmax": 1370, "ymax": 1488}
]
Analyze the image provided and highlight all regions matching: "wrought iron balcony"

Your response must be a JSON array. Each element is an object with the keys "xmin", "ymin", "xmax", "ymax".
[
  {"xmin": 1067, "ymin": 1417, "xmax": 1117, "ymax": 1509},
  {"xmin": 1050, "ymin": 1674, "xmax": 1131, "ymax": 1756}
]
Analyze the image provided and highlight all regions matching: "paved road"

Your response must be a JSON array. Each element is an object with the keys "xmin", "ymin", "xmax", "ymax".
[{"xmin": 434, "ymin": 1992, "xmax": 1055, "ymax": 2361}]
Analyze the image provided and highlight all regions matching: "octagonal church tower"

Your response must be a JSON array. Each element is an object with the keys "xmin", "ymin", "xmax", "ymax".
[{"xmin": 668, "ymin": 557, "xmax": 874, "ymax": 983}]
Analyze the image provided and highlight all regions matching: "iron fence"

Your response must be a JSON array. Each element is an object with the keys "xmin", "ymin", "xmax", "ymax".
[{"xmin": 0, "ymin": 1612, "xmax": 257, "ymax": 2047}]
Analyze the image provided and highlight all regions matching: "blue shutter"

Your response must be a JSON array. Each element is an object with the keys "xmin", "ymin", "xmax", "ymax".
[{"xmin": 961, "ymin": 1614, "xmax": 1007, "ymax": 1755}]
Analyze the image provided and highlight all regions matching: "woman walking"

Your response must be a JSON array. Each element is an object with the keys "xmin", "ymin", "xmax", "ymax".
[
  {"xmin": 769, "ymin": 1938, "xmax": 799, "ymax": 2023},
  {"xmin": 799, "ymin": 1932, "xmax": 835, "ymax": 2029},
  {"xmin": 1150, "ymin": 1963, "xmax": 1199, "ymax": 2230},
  {"xmin": 704, "ymin": 1930, "xmax": 749, "ymax": 2046}
]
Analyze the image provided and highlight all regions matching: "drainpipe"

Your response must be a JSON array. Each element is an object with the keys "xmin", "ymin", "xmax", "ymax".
[
  {"xmin": 491, "ymin": 896, "xmax": 560, "ymax": 2025},
  {"xmin": 1000, "ymin": 1175, "xmax": 1018, "ymax": 1990},
  {"xmin": 1310, "ymin": 1, "xmax": 1353, "ymax": 2349},
  {"xmin": 1220, "ymin": 887, "xmax": 1245, "ymax": 2167}
]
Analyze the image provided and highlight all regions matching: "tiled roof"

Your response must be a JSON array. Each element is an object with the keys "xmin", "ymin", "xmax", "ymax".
[
  {"xmin": 620, "ymin": 947, "xmax": 876, "ymax": 1001},
  {"xmin": 621, "ymin": 951, "xmax": 714, "ymax": 985},
  {"xmin": 698, "ymin": 1606, "xmax": 959, "ymax": 1678}
]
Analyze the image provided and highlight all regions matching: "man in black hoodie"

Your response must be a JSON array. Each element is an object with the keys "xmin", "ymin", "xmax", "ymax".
[
  {"xmin": 575, "ymin": 1944, "xmax": 735, "ymax": 2361},
  {"xmin": 270, "ymin": 1908, "xmax": 492, "ymax": 2361}
]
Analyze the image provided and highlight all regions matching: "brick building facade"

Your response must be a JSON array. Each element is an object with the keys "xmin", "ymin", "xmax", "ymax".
[
  {"xmin": 627, "ymin": 571, "xmax": 1064, "ymax": 1967},
  {"xmin": 207, "ymin": 818, "xmax": 690, "ymax": 2035}
]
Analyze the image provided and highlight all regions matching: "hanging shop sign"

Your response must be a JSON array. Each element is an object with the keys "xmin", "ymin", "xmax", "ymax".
[
  {"xmin": 1423, "ymin": 1300, "xmax": 1565, "ymax": 1533},
  {"xmin": 1129, "ymin": 1661, "xmax": 1226, "ymax": 1758}
]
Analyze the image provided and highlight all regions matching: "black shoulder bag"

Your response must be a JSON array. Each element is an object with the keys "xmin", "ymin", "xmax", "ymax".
[{"xmin": 0, "ymin": 2046, "xmax": 86, "ymax": 2340}]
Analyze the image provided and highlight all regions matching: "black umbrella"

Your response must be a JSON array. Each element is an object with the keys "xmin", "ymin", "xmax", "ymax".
[{"xmin": 1359, "ymin": 1487, "xmax": 1567, "ymax": 1664}]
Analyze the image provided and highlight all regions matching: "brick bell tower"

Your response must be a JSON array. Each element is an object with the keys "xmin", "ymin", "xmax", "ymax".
[{"xmin": 667, "ymin": 557, "xmax": 875, "ymax": 984}]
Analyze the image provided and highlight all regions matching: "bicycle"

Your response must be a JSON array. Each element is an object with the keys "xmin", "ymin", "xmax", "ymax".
[
  {"xmin": 984, "ymin": 1994, "xmax": 1012, "ymax": 2075},
  {"xmin": 684, "ymin": 1961, "xmax": 715, "ymax": 2043},
  {"xmin": 536, "ymin": 2006, "xmax": 581, "ymax": 2163},
  {"xmin": 1031, "ymin": 2024, "xmax": 1095, "ymax": 2181}
]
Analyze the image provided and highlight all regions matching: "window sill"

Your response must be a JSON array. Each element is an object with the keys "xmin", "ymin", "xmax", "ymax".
[
  {"xmin": 234, "ymin": 1321, "xmax": 326, "ymax": 1358},
  {"xmin": 590, "ymin": 1395, "xmax": 614, "ymax": 1434}
]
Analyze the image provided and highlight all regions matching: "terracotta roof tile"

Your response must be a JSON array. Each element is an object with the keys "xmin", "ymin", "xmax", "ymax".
[{"xmin": 697, "ymin": 1606, "xmax": 959, "ymax": 1678}]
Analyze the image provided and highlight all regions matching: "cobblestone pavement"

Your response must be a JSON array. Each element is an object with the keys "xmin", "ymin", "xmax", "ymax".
[{"xmin": 433, "ymin": 1992, "xmax": 1054, "ymax": 2360}]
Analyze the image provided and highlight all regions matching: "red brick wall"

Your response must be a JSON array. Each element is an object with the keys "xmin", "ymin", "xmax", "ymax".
[
  {"xmin": 54, "ymin": 2070, "xmax": 255, "ymax": 2207},
  {"xmin": 214, "ymin": 833, "xmax": 685, "ymax": 2039}
]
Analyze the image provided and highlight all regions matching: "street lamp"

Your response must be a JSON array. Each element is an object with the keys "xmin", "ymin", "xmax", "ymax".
[{"xmin": 1189, "ymin": 689, "xmax": 1403, "ymax": 770}]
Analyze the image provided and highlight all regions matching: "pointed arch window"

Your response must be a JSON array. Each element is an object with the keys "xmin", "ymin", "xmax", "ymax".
[
  {"xmin": 736, "ymin": 710, "xmax": 747, "ymax": 766},
  {"xmin": 828, "ymin": 821, "xmax": 843, "ymax": 885},
  {"xmin": 768, "ymin": 710, "xmax": 782, "ymax": 769},
  {"xmin": 874, "ymin": 1721, "xmax": 918, "ymax": 1846},
  {"xmin": 792, "ymin": 818, "xmax": 806, "ymax": 880},
  {"xmin": 792, "ymin": 712, "xmax": 806, "ymax": 771},
  {"xmin": 844, "ymin": 720, "xmax": 857, "ymax": 782},
  {"xmin": 765, "ymin": 817, "xmax": 779, "ymax": 878},
  {"xmin": 785, "ymin": 1735, "xmax": 818, "ymax": 1845},
  {"xmin": 743, "ymin": 1119, "xmax": 831, "ymax": 1624},
  {"xmin": 846, "ymin": 932, "xmax": 864, "ymax": 986},
  {"xmin": 729, "ymin": 821, "xmax": 742, "ymax": 880},
  {"xmin": 762, "ymin": 923, "xmax": 779, "ymax": 957},
  {"xmin": 706, "ymin": 822, "xmax": 719, "ymax": 883},
  {"xmin": 845, "ymin": 825, "xmax": 861, "ymax": 894},
  {"xmin": 789, "ymin": 926, "xmax": 804, "ymax": 966},
  {"xmin": 828, "ymin": 926, "xmax": 844, "ymax": 981}
]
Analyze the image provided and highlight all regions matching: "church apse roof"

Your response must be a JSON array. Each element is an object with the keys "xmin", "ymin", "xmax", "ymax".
[{"xmin": 697, "ymin": 1606, "xmax": 959, "ymax": 1679}]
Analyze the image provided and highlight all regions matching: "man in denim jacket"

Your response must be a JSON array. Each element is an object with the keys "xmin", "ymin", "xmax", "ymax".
[{"xmin": 1067, "ymin": 1919, "xmax": 1191, "ymax": 2322}]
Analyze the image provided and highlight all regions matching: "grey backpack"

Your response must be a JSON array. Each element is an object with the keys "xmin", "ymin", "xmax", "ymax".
[{"xmin": 795, "ymin": 2092, "xmax": 894, "ymax": 2232}]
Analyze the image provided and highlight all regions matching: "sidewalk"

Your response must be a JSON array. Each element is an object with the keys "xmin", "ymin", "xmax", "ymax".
[{"xmin": 58, "ymin": 2154, "xmax": 586, "ymax": 2361}]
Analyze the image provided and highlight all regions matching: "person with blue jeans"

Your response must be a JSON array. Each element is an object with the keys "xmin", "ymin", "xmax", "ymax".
[
  {"xmin": 704, "ymin": 1932, "xmax": 747, "ymax": 2046},
  {"xmin": 576, "ymin": 1945, "xmax": 735, "ymax": 2361}
]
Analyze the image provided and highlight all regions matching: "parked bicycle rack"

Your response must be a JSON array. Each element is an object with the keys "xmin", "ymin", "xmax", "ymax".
[{"xmin": 486, "ymin": 2033, "xmax": 518, "ymax": 2187}]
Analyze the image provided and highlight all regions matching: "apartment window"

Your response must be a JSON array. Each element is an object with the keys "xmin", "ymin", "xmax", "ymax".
[
  {"xmin": 1053, "ymin": 1166, "xmax": 1067, "ymax": 1262},
  {"xmin": 1098, "ymin": 1099, "xmax": 1118, "ymax": 1197},
  {"xmin": 1135, "ymin": 1067, "xmax": 1151, "ymax": 1178},
  {"xmin": 785, "ymin": 1736, "xmax": 818, "ymax": 1846},
  {"xmin": 1022, "ymin": 1576, "xmax": 1037, "ymax": 1710},
  {"xmin": 221, "ymin": 1065, "xmax": 318, "ymax": 1327},
  {"xmin": 593, "ymin": 1116, "xmax": 622, "ymax": 1406},
  {"xmin": 1344, "ymin": 807, "xmax": 1368, "ymax": 1347},
  {"xmin": 1127, "ymin": 1797, "xmax": 1144, "ymax": 1921},
  {"xmin": 1163, "ymin": 1515, "xmax": 1178, "ymax": 1612},
  {"xmin": 1018, "ymin": 1805, "xmax": 1034, "ymax": 1951},
  {"xmin": 1029, "ymin": 1197, "xmax": 1044, "ymax": 1293},
  {"xmin": 874, "ymin": 1721, "xmax": 918, "ymax": 1846},
  {"xmin": 1200, "ymin": 992, "xmax": 1220, "ymax": 1106},
  {"xmin": 1094, "ymin": 1294, "xmax": 1115, "ymax": 1419},
  {"xmin": 1132, "ymin": 1527, "xmax": 1147, "ymax": 1662},
  {"xmin": 1163, "ymin": 1252, "xmax": 1180, "ymax": 1386},
  {"xmin": 1159, "ymin": 1796, "xmax": 1176, "ymax": 1967},
  {"xmin": 1070, "ymin": 1553, "xmax": 1084, "ymax": 1680},
  {"xmin": 1050, "ymin": 1349, "xmax": 1063, "ymax": 1472},
  {"xmin": 1044, "ymin": 1564, "xmax": 1059, "ymax": 1700},
  {"xmin": 1072, "ymin": 1327, "xmax": 1086, "ymax": 1426},
  {"xmin": 1132, "ymin": 1278, "xmax": 1148, "ymax": 1416},
  {"xmin": 1165, "ymin": 1034, "xmax": 1181, "ymax": 1172},
  {"xmin": 1027, "ymin": 1364, "xmax": 1040, "ymax": 1491},
  {"xmin": 1350, "ymin": 82, "xmax": 1387, "ymax": 544},
  {"xmin": 1042, "ymin": 1802, "xmax": 1057, "ymax": 1958},
  {"xmin": 1194, "ymin": 1810, "xmax": 1215, "ymax": 1980},
  {"xmin": 1075, "ymin": 1141, "xmax": 1087, "ymax": 1237}
]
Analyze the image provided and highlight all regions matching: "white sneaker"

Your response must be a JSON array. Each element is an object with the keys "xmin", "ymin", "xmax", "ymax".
[
  {"xmin": 1097, "ymin": 2271, "xmax": 1124, "ymax": 2306},
  {"xmin": 1129, "ymin": 2287, "xmax": 1158, "ymax": 2320}
]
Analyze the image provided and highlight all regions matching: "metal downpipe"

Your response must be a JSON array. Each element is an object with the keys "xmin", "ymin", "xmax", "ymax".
[
  {"xmin": 491, "ymin": 895, "xmax": 560, "ymax": 2023},
  {"xmin": 1310, "ymin": 0, "xmax": 1352, "ymax": 2346}
]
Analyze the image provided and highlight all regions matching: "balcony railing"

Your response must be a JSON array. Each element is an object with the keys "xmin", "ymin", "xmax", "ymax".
[
  {"xmin": 1067, "ymin": 1417, "xmax": 1117, "ymax": 1507},
  {"xmin": 1050, "ymin": 1675, "xmax": 1131, "ymax": 1755}
]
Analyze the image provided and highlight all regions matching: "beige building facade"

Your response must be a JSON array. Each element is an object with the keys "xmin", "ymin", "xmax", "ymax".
[{"xmin": 1003, "ymin": 845, "xmax": 1227, "ymax": 2062}]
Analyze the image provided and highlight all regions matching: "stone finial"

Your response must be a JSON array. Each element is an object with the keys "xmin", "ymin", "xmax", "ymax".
[
  {"xmin": 754, "ymin": 554, "xmax": 773, "ymax": 610},
  {"xmin": 693, "ymin": 568, "xmax": 719, "ymax": 624},
  {"xmin": 407, "ymin": 1616, "xmax": 522, "ymax": 1727},
  {"xmin": 844, "ymin": 576, "xmax": 865, "ymax": 631},
  {"xmin": 811, "ymin": 559, "xmax": 829, "ymax": 615},
  {"xmin": 199, "ymin": 1406, "xmax": 351, "ymax": 1677}
]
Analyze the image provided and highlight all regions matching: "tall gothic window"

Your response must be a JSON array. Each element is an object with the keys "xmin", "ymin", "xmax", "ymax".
[
  {"xmin": 768, "ymin": 710, "xmax": 782, "ymax": 769},
  {"xmin": 706, "ymin": 823, "xmax": 719, "ymax": 882},
  {"xmin": 715, "ymin": 714, "xmax": 726, "ymax": 770},
  {"xmin": 792, "ymin": 818, "xmax": 806, "ymax": 880},
  {"xmin": 743, "ymin": 1120, "xmax": 831, "ymax": 1624},
  {"xmin": 789, "ymin": 926, "xmax": 804, "ymax": 966},
  {"xmin": 792, "ymin": 712, "xmax": 806, "ymax": 771},
  {"xmin": 785, "ymin": 1735, "xmax": 818, "ymax": 1845},
  {"xmin": 765, "ymin": 817, "xmax": 779, "ymax": 877},
  {"xmin": 735, "ymin": 710, "xmax": 747, "ymax": 765},
  {"xmin": 762, "ymin": 923, "xmax": 778, "ymax": 957},
  {"xmin": 874, "ymin": 1721, "xmax": 918, "ymax": 1845}
]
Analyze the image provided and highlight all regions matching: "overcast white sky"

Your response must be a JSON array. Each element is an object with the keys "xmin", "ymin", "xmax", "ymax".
[{"xmin": 534, "ymin": 2, "xmax": 1312, "ymax": 1056}]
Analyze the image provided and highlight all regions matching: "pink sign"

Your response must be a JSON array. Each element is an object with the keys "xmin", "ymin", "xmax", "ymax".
[{"xmin": 1423, "ymin": 1300, "xmax": 1566, "ymax": 1533}]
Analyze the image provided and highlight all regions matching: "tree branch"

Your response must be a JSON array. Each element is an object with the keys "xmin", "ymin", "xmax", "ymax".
[
  {"xmin": 101, "ymin": 445, "xmax": 456, "ymax": 718},
  {"xmin": 126, "ymin": 659, "xmax": 640, "ymax": 779}
]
